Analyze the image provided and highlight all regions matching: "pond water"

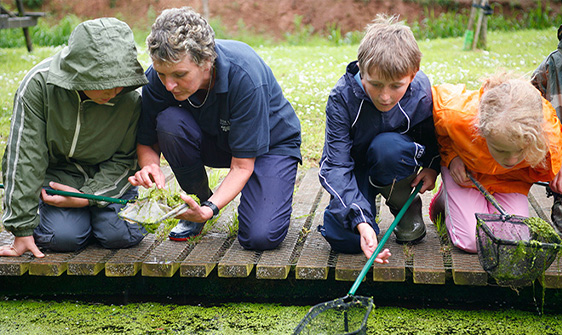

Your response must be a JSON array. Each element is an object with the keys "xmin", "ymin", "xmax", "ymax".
[{"xmin": 0, "ymin": 299, "xmax": 561, "ymax": 334}]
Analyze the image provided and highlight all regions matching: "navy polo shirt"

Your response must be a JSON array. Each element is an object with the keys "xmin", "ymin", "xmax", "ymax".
[{"xmin": 139, "ymin": 39, "xmax": 301, "ymax": 161}]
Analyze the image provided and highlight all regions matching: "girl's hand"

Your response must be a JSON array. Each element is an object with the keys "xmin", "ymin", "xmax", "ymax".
[{"xmin": 449, "ymin": 157, "xmax": 471, "ymax": 186}]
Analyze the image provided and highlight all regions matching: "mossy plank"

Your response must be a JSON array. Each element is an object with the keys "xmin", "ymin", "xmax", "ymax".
[
  {"xmin": 29, "ymin": 252, "xmax": 75, "ymax": 276},
  {"xmin": 105, "ymin": 234, "xmax": 157, "ymax": 277},
  {"xmin": 257, "ymin": 168, "xmax": 322, "ymax": 279},
  {"xmin": 295, "ymin": 191, "xmax": 331, "ymax": 280},
  {"xmin": 141, "ymin": 239, "xmax": 191, "ymax": 277},
  {"xmin": 218, "ymin": 239, "xmax": 259, "ymax": 278},
  {"xmin": 335, "ymin": 253, "xmax": 367, "ymax": 281},
  {"xmin": 67, "ymin": 244, "xmax": 114, "ymax": 276},
  {"xmin": 181, "ymin": 236, "xmax": 228, "ymax": 277},
  {"xmin": 450, "ymin": 248, "xmax": 487, "ymax": 286}
]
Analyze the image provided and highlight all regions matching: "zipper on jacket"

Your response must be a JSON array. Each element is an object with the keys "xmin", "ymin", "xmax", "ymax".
[{"xmin": 69, "ymin": 91, "xmax": 82, "ymax": 158}]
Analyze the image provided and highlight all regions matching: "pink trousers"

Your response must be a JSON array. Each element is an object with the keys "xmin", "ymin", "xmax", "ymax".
[{"xmin": 433, "ymin": 167, "xmax": 529, "ymax": 253}]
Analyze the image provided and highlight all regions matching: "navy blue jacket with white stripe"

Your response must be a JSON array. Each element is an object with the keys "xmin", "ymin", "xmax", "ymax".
[{"xmin": 318, "ymin": 61, "xmax": 440, "ymax": 234}]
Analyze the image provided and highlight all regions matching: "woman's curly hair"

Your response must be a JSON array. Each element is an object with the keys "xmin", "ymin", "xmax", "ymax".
[{"xmin": 146, "ymin": 7, "xmax": 217, "ymax": 67}]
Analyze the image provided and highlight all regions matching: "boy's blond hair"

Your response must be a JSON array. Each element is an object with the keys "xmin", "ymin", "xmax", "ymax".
[
  {"xmin": 477, "ymin": 73, "xmax": 548, "ymax": 167},
  {"xmin": 357, "ymin": 14, "xmax": 421, "ymax": 81}
]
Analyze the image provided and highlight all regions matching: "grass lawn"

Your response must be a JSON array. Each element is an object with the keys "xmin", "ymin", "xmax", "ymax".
[{"xmin": 0, "ymin": 27, "xmax": 559, "ymax": 167}]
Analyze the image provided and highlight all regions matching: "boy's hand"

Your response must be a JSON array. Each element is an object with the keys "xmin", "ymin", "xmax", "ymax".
[
  {"xmin": 412, "ymin": 168, "xmax": 437, "ymax": 193},
  {"xmin": 357, "ymin": 222, "xmax": 391, "ymax": 263}
]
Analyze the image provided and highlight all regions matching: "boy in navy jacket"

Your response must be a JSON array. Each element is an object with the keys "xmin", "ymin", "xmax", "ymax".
[{"xmin": 318, "ymin": 14, "xmax": 440, "ymax": 259}]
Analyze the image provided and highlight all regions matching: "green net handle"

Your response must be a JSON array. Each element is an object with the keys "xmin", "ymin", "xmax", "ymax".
[
  {"xmin": 0, "ymin": 183, "xmax": 130, "ymax": 205},
  {"xmin": 348, "ymin": 182, "xmax": 423, "ymax": 296}
]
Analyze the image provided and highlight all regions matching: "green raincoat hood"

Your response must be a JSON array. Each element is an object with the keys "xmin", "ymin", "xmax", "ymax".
[{"xmin": 47, "ymin": 17, "xmax": 148, "ymax": 91}]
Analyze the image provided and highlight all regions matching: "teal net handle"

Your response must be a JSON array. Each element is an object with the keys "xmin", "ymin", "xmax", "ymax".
[
  {"xmin": 0, "ymin": 184, "xmax": 131, "ymax": 205},
  {"xmin": 348, "ymin": 182, "xmax": 423, "ymax": 296}
]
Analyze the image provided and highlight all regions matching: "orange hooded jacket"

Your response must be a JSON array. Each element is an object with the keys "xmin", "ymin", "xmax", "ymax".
[{"xmin": 432, "ymin": 83, "xmax": 562, "ymax": 195}]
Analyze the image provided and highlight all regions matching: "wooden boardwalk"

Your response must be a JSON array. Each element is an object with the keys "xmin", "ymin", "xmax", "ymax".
[{"xmin": 1, "ymin": 167, "xmax": 562, "ymax": 293}]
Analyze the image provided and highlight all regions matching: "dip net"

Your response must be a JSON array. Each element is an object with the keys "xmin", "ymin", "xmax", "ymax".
[
  {"xmin": 293, "ymin": 295, "xmax": 373, "ymax": 335},
  {"xmin": 475, "ymin": 213, "xmax": 562, "ymax": 287}
]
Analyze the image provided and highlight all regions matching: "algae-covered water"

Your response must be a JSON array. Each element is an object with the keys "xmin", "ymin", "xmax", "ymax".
[{"xmin": 0, "ymin": 299, "xmax": 561, "ymax": 334}]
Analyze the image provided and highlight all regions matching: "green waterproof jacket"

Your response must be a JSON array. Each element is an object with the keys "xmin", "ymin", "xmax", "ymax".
[{"xmin": 1, "ymin": 18, "xmax": 148, "ymax": 237}]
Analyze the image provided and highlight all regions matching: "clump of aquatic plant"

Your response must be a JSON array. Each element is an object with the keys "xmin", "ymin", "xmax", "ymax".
[
  {"xmin": 121, "ymin": 187, "xmax": 199, "ymax": 234},
  {"xmin": 523, "ymin": 217, "xmax": 561, "ymax": 244}
]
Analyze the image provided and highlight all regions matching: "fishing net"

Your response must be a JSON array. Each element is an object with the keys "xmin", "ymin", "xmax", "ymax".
[
  {"xmin": 475, "ymin": 213, "xmax": 562, "ymax": 287},
  {"xmin": 293, "ymin": 295, "xmax": 373, "ymax": 335},
  {"xmin": 119, "ymin": 188, "xmax": 196, "ymax": 233}
]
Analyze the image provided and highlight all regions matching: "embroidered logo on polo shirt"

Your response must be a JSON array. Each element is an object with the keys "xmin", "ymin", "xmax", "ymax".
[{"xmin": 220, "ymin": 119, "xmax": 230, "ymax": 132}]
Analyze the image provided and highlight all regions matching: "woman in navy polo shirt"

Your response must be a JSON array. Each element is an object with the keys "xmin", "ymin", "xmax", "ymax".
[{"xmin": 130, "ymin": 7, "xmax": 302, "ymax": 250}]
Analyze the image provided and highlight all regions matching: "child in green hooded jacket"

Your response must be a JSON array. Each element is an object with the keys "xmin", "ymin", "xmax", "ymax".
[{"xmin": 0, "ymin": 18, "xmax": 148, "ymax": 257}]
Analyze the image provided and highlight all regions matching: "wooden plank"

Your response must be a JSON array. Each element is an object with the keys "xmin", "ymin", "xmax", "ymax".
[
  {"xmin": 217, "ymin": 239, "xmax": 259, "ymax": 278},
  {"xmin": 450, "ymin": 247, "xmax": 487, "ymax": 286},
  {"xmin": 28, "ymin": 252, "xmax": 75, "ymax": 276},
  {"xmin": 412, "ymin": 192, "xmax": 446, "ymax": 284},
  {"xmin": 181, "ymin": 235, "xmax": 230, "ymax": 277},
  {"xmin": 0, "ymin": 231, "xmax": 31, "ymax": 276},
  {"xmin": 105, "ymin": 234, "xmax": 157, "ymax": 277},
  {"xmin": 0, "ymin": 15, "xmax": 39, "ymax": 29},
  {"xmin": 67, "ymin": 244, "xmax": 114, "ymax": 276},
  {"xmin": 373, "ymin": 201, "xmax": 406, "ymax": 282},
  {"xmin": 335, "ymin": 252, "xmax": 365, "ymax": 282},
  {"xmin": 256, "ymin": 168, "xmax": 322, "ymax": 279},
  {"xmin": 141, "ymin": 238, "xmax": 191, "ymax": 277},
  {"xmin": 295, "ymin": 191, "xmax": 331, "ymax": 280}
]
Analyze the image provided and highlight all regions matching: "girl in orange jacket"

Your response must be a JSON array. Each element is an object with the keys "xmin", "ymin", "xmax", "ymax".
[{"xmin": 429, "ymin": 74, "xmax": 562, "ymax": 253}]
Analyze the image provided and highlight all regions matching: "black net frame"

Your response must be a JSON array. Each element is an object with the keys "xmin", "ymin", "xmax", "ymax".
[
  {"xmin": 293, "ymin": 295, "xmax": 373, "ymax": 335},
  {"xmin": 475, "ymin": 213, "xmax": 562, "ymax": 287}
]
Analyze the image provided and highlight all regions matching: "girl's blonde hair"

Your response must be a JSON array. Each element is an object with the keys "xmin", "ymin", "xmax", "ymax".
[
  {"xmin": 357, "ymin": 14, "xmax": 421, "ymax": 81},
  {"xmin": 477, "ymin": 74, "xmax": 548, "ymax": 167}
]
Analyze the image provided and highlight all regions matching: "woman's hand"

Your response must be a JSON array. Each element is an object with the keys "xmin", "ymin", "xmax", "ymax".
[
  {"xmin": 0, "ymin": 236, "xmax": 44, "ymax": 258},
  {"xmin": 41, "ymin": 181, "xmax": 89, "ymax": 208},
  {"xmin": 175, "ymin": 194, "xmax": 214, "ymax": 223},
  {"xmin": 356, "ymin": 222, "xmax": 391, "ymax": 263}
]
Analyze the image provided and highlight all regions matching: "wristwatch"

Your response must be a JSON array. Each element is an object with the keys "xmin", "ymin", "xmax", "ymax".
[{"xmin": 201, "ymin": 200, "xmax": 220, "ymax": 219}]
